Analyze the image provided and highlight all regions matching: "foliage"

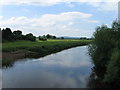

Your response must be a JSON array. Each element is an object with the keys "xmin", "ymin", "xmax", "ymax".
[
  {"xmin": 104, "ymin": 48, "xmax": 120, "ymax": 86},
  {"xmin": 80, "ymin": 37, "xmax": 87, "ymax": 40},
  {"xmin": 25, "ymin": 33, "xmax": 36, "ymax": 41},
  {"xmin": 88, "ymin": 20, "xmax": 120, "ymax": 87},
  {"xmin": 2, "ymin": 28, "xmax": 36, "ymax": 42},
  {"xmin": 2, "ymin": 28, "xmax": 14, "ymax": 41},
  {"xmin": 38, "ymin": 36, "xmax": 47, "ymax": 41},
  {"xmin": 61, "ymin": 37, "xmax": 64, "ymax": 39},
  {"xmin": 38, "ymin": 34, "xmax": 56, "ymax": 41},
  {"xmin": 13, "ymin": 30, "xmax": 22, "ymax": 40}
]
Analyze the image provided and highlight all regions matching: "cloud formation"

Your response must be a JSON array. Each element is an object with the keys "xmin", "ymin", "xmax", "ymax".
[
  {"xmin": 0, "ymin": 16, "xmax": 3, "ymax": 19},
  {"xmin": 0, "ymin": 12, "xmax": 98, "ymax": 37}
]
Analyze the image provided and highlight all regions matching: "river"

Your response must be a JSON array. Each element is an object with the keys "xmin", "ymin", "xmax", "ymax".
[{"xmin": 2, "ymin": 46, "xmax": 93, "ymax": 88}]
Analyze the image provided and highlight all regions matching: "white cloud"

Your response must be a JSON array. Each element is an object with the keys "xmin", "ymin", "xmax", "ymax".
[
  {"xmin": 0, "ymin": 12, "xmax": 97, "ymax": 37},
  {"xmin": 0, "ymin": 16, "xmax": 3, "ymax": 19},
  {"xmin": 99, "ymin": 2, "xmax": 117, "ymax": 11}
]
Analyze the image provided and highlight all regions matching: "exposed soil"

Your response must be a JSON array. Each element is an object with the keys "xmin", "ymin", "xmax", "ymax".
[{"xmin": 2, "ymin": 51, "xmax": 26, "ymax": 60}]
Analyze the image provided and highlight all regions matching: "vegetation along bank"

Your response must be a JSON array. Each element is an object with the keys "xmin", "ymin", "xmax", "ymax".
[
  {"xmin": 1, "ymin": 28, "xmax": 92, "ymax": 66},
  {"xmin": 88, "ymin": 19, "xmax": 120, "ymax": 87}
]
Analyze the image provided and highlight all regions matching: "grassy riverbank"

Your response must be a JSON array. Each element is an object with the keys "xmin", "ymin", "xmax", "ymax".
[{"xmin": 2, "ymin": 39, "xmax": 92, "ymax": 66}]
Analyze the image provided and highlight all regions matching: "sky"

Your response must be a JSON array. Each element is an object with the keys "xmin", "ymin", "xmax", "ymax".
[{"xmin": 0, "ymin": 0, "xmax": 119, "ymax": 38}]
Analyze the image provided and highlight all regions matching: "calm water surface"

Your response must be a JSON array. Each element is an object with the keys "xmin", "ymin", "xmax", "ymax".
[{"xmin": 2, "ymin": 46, "xmax": 93, "ymax": 88}]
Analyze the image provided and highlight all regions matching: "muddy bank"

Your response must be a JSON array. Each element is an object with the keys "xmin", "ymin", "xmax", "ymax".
[{"xmin": 2, "ymin": 51, "xmax": 26, "ymax": 60}]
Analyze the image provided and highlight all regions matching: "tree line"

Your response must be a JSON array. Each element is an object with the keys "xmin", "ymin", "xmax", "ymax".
[
  {"xmin": 1, "ymin": 28, "xmax": 36, "ymax": 42},
  {"xmin": 38, "ymin": 34, "xmax": 56, "ymax": 41},
  {"xmin": 0, "ymin": 28, "xmax": 57, "ymax": 42},
  {"xmin": 88, "ymin": 19, "xmax": 120, "ymax": 87}
]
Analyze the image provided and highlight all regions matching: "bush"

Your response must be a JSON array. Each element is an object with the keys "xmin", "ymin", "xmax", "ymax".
[
  {"xmin": 2, "ymin": 28, "xmax": 14, "ymax": 41},
  {"xmin": 104, "ymin": 49, "xmax": 120, "ymax": 86},
  {"xmin": 2, "ymin": 28, "xmax": 36, "ymax": 42},
  {"xmin": 13, "ymin": 30, "xmax": 22, "ymax": 40},
  {"xmin": 38, "ymin": 36, "xmax": 47, "ymax": 41},
  {"xmin": 89, "ymin": 25, "xmax": 115, "ymax": 69},
  {"xmin": 88, "ymin": 20, "xmax": 120, "ymax": 86},
  {"xmin": 25, "ymin": 33, "xmax": 36, "ymax": 41}
]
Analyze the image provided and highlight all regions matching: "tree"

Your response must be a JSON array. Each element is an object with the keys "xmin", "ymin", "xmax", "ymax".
[
  {"xmin": 52, "ymin": 36, "xmax": 56, "ymax": 39},
  {"xmin": 46, "ymin": 34, "xmax": 52, "ymax": 39},
  {"xmin": 13, "ymin": 30, "xmax": 22, "ymax": 36},
  {"xmin": 61, "ymin": 37, "xmax": 64, "ymax": 39},
  {"xmin": 13, "ymin": 30, "xmax": 22, "ymax": 40},
  {"xmin": 80, "ymin": 37, "xmax": 87, "ymax": 40},
  {"xmin": 88, "ymin": 20, "xmax": 120, "ymax": 87},
  {"xmin": 112, "ymin": 20, "xmax": 120, "ymax": 31},
  {"xmin": 2, "ymin": 28, "xmax": 14, "ymax": 41},
  {"xmin": 25, "ymin": 33, "xmax": 36, "ymax": 41},
  {"xmin": 39, "ymin": 36, "xmax": 47, "ymax": 41}
]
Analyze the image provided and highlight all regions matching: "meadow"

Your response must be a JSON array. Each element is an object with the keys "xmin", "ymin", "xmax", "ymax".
[{"xmin": 2, "ymin": 39, "xmax": 91, "ymax": 52}]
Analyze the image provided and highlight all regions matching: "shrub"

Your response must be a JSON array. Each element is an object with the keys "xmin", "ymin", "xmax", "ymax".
[
  {"xmin": 25, "ymin": 33, "xmax": 36, "ymax": 41},
  {"xmin": 88, "ymin": 20, "xmax": 120, "ymax": 86},
  {"xmin": 104, "ymin": 49, "xmax": 120, "ymax": 86},
  {"xmin": 38, "ymin": 36, "xmax": 47, "ymax": 41}
]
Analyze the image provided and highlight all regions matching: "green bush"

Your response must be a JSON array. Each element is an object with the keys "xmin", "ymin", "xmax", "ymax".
[
  {"xmin": 104, "ymin": 49, "xmax": 120, "ymax": 86},
  {"xmin": 38, "ymin": 36, "xmax": 47, "ymax": 41},
  {"xmin": 88, "ymin": 20, "xmax": 120, "ymax": 86},
  {"xmin": 89, "ymin": 25, "xmax": 115, "ymax": 69},
  {"xmin": 25, "ymin": 33, "xmax": 36, "ymax": 41}
]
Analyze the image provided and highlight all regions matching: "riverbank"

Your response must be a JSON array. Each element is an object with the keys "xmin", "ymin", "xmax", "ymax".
[{"xmin": 2, "ymin": 40, "xmax": 92, "ymax": 66}]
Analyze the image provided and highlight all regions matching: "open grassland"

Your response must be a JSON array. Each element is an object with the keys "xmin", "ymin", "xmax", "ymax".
[
  {"xmin": 2, "ymin": 39, "xmax": 92, "ymax": 67},
  {"xmin": 3, "ymin": 39, "xmax": 92, "ymax": 52}
]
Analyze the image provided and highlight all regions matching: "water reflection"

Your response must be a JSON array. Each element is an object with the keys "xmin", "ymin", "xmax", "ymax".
[{"xmin": 2, "ymin": 46, "xmax": 93, "ymax": 88}]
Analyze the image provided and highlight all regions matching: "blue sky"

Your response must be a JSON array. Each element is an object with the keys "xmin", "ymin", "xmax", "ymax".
[{"xmin": 0, "ymin": 0, "xmax": 118, "ymax": 37}]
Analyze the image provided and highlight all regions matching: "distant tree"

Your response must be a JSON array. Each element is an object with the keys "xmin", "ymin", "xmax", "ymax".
[
  {"xmin": 25, "ymin": 33, "xmax": 36, "ymax": 41},
  {"xmin": 80, "ymin": 37, "xmax": 87, "ymax": 40},
  {"xmin": 42, "ymin": 35, "xmax": 46, "ymax": 38},
  {"xmin": 46, "ymin": 34, "xmax": 52, "ymax": 39},
  {"xmin": 2, "ymin": 28, "xmax": 14, "ymax": 41},
  {"xmin": 21, "ymin": 35, "xmax": 26, "ymax": 40},
  {"xmin": 13, "ymin": 30, "xmax": 22, "ymax": 36},
  {"xmin": 13, "ymin": 30, "xmax": 22, "ymax": 40},
  {"xmin": 61, "ymin": 37, "xmax": 64, "ymax": 39},
  {"xmin": 39, "ymin": 36, "xmax": 47, "ymax": 41},
  {"xmin": 52, "ymin": 36, "xmax": 56, "ymax": 39}
]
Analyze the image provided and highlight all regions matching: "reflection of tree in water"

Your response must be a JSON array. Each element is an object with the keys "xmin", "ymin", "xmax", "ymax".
[
  {"xmin": 87, "ymin": 67, "xmax": 111, "ymax": 88},
  {"xmin": 2, "ymin": 58, "xmax": 14, "ymax": 68}
]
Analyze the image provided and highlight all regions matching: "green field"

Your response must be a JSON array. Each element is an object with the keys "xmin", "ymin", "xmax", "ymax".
[{"xmin": 2, "ymin": 39, "xmax": 92, "ymax": 52}]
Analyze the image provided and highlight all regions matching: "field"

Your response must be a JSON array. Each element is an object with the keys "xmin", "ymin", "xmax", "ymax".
[
  {"xmin": 2, "ymin": 39, "xmax": 92, "ymax": 67},
  {"xmin": 2, "ymin": 39, "xmax": 91, "ymax": 52}
]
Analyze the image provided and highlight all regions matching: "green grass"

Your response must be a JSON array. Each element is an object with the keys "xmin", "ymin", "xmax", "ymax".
[{"xmin": 2, "ymin": 39, "xmax": 92, "ymax": 52}]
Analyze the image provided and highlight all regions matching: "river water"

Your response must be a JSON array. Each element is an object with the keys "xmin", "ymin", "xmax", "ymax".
[{"xmin": 2, "ymin": 46, "xmax": 93, "ymax": 88}]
